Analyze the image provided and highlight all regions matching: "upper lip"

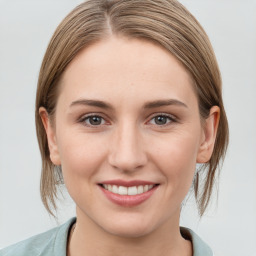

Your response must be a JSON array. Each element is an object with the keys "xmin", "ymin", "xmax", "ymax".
[{"xmin": 99, "ymin": 179, "xmax": 158, "ymax": 187}]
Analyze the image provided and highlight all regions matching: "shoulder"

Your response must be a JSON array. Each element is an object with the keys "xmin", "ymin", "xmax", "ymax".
[
  {"xmin": 0, "ymin": 218, "xmax": 76, "ymax": 256},
  {"xmin": 180, "ymin": 227, "xmax": 213, "ymax": 256}
]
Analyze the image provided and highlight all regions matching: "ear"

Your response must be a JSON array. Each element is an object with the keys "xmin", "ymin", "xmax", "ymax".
[
  {"xmin": 39, "ymin": 107, "xmax": 61, "ymax": 166},
  {"xmin": 197, "ymin": 106, "xmax": 220, "ymax": 163}
]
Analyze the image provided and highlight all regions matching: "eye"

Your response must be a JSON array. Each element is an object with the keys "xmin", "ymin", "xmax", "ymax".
[
  {"xmin": 81, "ymin": 115, "xmax": 106, "ymax": 126},
  {"xmin": 148, "ymin": 114, "xmax": 175, "ymax": 126}
]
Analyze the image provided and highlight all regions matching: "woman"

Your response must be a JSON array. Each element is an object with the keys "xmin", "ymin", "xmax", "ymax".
[{"xmin": 1, "ymin": 0, "xmax": 228, "ymax": 255}]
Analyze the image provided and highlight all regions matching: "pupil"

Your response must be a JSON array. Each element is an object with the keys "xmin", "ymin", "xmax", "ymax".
[
  {"xmin": 155, "ymin": 116, "xmax": 167, "ymax": 125},
  {"xmin": 90, "ymin": 116, "xmax": 101, "ymax": 125}
]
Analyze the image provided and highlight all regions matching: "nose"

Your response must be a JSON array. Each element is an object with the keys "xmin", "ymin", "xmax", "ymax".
[{"xmin": 108, "ymin": 122, "xmax": 148, "ymax": 172}]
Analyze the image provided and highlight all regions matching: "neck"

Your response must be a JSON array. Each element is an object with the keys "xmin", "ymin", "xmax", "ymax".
[{"xmin": 68, "ymin": 208, "xmax": 192, "ymax": 256}]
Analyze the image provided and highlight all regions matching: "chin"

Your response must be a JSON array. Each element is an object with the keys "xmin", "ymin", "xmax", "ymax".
[
  {"xmin": 106, "ymin": 224, "xmax": 153, "ymax": 238},
  {"xmin": 99, "ymin": 214, "xmax": 158, "ymax": 238}
]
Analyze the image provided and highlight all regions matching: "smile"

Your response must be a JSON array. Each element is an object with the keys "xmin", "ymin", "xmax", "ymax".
[
  {"xmin": 101, "ymin": 184, "xmax": 156, "ymax": 196},
  {"xmin": 98, "ymin": 180, "xmax": 159, "ymax": 207}
]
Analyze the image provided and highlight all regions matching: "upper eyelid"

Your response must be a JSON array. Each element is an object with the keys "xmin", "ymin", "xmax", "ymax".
[
  {"xmin": 147, "ymin": 113, "xmax": 177, "ymax": 121},
  {"xmin": 78, "ymin": 112, "xmax": 108, "ymax": 121}
]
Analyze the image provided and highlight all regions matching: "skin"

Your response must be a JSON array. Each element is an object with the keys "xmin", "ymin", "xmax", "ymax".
[{"xmin": 40, "ymin": 36, "xmax": 219, "ymax": 256}]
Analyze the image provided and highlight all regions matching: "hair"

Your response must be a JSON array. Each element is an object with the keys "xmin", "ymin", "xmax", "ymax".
[{"xmin": 35, "ymin": 0, "xmax": 229, "ymax": 216}]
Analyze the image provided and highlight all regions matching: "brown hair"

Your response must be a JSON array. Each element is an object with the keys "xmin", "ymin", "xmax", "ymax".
[{"xmin": 35, "ymin": 0, "xmax": 229, "ymax": 216}]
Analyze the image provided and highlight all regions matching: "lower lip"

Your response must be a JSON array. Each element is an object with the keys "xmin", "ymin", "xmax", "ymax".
[{"xmin": 99, "ymin": 185, "xmax": 158, "ymax": 207}]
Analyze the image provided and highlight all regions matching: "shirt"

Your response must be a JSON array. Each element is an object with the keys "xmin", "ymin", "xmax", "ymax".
[{"xmin": 0, "ymin": 218, "xmax": 213, "ymax": 256}]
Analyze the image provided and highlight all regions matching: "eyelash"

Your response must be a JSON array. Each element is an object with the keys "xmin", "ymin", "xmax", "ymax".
[
  {"xmin": 79, "ymin": 114, "xmax": 108, "ymax": 127},
  {"xmin": 78, "ymin": 113, "xmax": 177, "ymax": 127},
  {"xmin": 147, "ymin": 113, "xmax": 177, "ymax": 126}
]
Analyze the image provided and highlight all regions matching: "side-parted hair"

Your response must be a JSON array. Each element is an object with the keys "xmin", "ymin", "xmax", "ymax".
[{"xmin": 35, "ymin": 0, "xmax": 229, "ymax": 216}]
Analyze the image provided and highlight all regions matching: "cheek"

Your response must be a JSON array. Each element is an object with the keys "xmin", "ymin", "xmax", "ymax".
[
  {"xmin": 56, "ymin": 130, "xmax": 107, "ymax": 187},
  {"xmin": 150, "ymin": 130, "xmax": 200, "ymax": 191}
]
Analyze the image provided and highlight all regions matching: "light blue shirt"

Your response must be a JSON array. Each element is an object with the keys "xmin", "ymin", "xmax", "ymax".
[{"xmin": 0, "ymin": 218, "xmax": 213, "ymax": 256}]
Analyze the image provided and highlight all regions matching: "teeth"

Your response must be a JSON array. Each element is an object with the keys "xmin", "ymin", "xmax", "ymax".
[
  {"xmin": 102, "ymin": 184, "xmax": 155, "ymax": 195},
  {"xmin": 118, "ymin": 186, "xmax": 127, "ymax": 195},
  {"xmin": 138, "ymin": 185, "xmax": 144, "ymax": 194},
  {"xmin": 112, "ymin": 185, "xmax": 118, "ymax": 193},
  {"xmin": 128, "ymin": 186, "xmax": 137, "ymax": 195}
]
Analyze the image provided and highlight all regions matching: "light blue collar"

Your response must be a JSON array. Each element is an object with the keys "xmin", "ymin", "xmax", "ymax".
[{"xmin": 180, "ymin": 227, "xmax": 213, "ymax": 256}]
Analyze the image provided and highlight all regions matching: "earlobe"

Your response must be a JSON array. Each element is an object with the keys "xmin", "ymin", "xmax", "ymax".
[
  {"xmin": 197, "ymin": 106, "xmax": 220, "ymax": 163},
  {"xmin": 39, "ymin": 107, "xmax": 61, "ymax": 166}
]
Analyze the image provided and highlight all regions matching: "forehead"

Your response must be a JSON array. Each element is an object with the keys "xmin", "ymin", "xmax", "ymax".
[{"xmin": 58, "ymin": 36, "xmax": 197, "ymax": 107}]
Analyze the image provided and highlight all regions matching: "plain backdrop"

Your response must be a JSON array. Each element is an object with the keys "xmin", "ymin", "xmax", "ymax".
[{"xmin": 0, "ymin": 1, "xmax": 255, "ymax": 255}]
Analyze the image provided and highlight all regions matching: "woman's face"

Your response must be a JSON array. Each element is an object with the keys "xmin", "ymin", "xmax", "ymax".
[{"xmin": 43, "ymin": 36, "xmax": 216, "ymax": 237}]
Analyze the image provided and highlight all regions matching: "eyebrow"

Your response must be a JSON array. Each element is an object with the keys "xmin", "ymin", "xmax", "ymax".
[
  {"xmin": 70, "ymin": 99, "xmax": 114, "ymax": 110},
  {"xmin": 70, "ymin": 98, "xmax": 188, "ymax": 109},
  {"xmin": 144, "ymin": 99, "xmax": 188, "ymax": 109}
]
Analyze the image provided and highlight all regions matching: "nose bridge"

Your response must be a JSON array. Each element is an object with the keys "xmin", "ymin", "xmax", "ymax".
[{"xmin": 108, "ymin": 119, "xmax": 147, "ymax": 172}]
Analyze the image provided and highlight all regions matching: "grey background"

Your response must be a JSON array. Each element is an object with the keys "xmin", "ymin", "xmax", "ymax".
[{"xmin": 0, "ymin": 1, "xmax": 255, "ymax": 255}]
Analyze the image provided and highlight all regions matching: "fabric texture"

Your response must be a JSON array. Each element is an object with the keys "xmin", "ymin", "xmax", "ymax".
[{"xmin": 0, "ymin": 218, "xmax": 213, "ymax": 256}]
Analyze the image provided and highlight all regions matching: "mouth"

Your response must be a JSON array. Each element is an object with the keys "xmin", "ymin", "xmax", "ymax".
[
  {"xmin": 99, "ymin": 184, "xmax": 158, "ymax": 196},
  {"xmin": 98, "ymin": 180, "xmax": 159, "ymax": 207}
]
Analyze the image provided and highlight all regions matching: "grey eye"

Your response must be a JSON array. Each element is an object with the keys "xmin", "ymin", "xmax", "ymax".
[
  {"xmin": 149, "ymin": 115, "xmax": 173, "ymax": 126},
  {"xmin": 154, "ymin": 116, "xmax": 169, "ymax": 125},
  {"xmin": 86, "ymin": 116, "xmax": 104, "ymax": 125}
]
